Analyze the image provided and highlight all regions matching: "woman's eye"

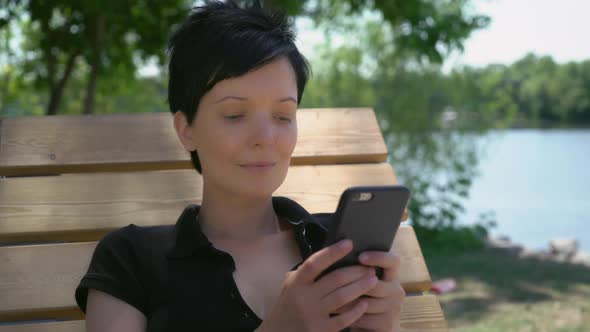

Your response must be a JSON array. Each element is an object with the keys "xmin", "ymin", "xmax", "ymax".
[{"xmin": 224, "ymin": 114, "xmax": 292, "ymax": 123}]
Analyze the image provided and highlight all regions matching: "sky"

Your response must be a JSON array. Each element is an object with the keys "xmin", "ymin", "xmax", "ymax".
[
  {"xmin": 294, "ymin": 0, "xmax": 590, "ymax": 72},
  {"xmin": 442, "ymin": 0, "xmax": 590, "ymax": 70}
]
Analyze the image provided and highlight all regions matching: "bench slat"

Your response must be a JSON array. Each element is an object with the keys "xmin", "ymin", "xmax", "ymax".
[
  {"xmin": 0, "ymin": 163, "xmax": 408, "ymax": 244},
  {"xmin": 0, "ymin": 226, "xmax": 430, "ymax": 322},
  {"xmin": 0, "ymin": 108, "xmax": 388, "ymax": 176},
  {"xmin": 0, "ymin": 320, "xmax": 85, "ymax": 332},
  {"xmin": 401, "ymin": 295, "xmax": 448, "ymax": 331},
  {"xmin": 0, "ymin": 295, "xmax": 446, "ymax": 331}
]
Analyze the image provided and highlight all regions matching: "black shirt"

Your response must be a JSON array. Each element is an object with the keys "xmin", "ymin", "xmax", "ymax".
[{"xmin": 75, "ymin": 196, "xmax": 332, "ymax": 331}]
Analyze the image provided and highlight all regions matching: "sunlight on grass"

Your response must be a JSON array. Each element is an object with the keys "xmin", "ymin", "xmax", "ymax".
[{"xmin": 425, "ymin": 248, "xmax": 590, "ymax": 331}]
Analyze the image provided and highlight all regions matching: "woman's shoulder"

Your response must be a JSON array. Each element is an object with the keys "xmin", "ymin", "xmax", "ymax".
[
  {"xmin": 76, "ymin": 223, "xmax": 176, "ymax": 316},
  {"xmin": 97, "ymin": 223, "xmax": 176, "ymax": 254}
]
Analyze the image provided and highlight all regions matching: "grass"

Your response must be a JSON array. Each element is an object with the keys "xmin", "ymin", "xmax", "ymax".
[{"xmin": 423, "ymin": 247, "xmax": 590, "ymax": 332}]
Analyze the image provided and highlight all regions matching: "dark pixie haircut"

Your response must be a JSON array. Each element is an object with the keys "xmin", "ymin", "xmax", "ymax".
[{"xmin": 167, "ymin": 0, "xmax": 311, "ymax": 174}]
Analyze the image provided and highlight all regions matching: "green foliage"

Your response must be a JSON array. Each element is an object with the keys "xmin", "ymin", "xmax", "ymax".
[
  {"xmin": 449, "ymin": 54, "xmax": 590, "ymax": 127},
  {"xmin": 305, "ymin": 0, "xmax": 490, "ymax": 63},
  {"xmin": 299, "ymin": 14, "xmax": 494, "ymax": 251},
  {"xmin": 0, "ymin": 0, "xmax": 189, "ymax": 115},
  {"xmin": 23, "ymin": 0, "xmax": 188, "ymax": 79},
  {"xmin": 1, "ymin": 0, "xmax": 487, "ymax": 115},
  {"xmin": 417, "ymin": 223, "xmax": 490, "ymax": 256}
]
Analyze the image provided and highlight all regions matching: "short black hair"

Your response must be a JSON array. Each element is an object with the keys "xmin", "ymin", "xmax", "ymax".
[{"xmin": 167, "ymin": 0, "xmax": 311, "ymax": 174}]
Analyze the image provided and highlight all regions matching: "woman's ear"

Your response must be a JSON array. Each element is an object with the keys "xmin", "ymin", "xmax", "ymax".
[{"xmin": 173, "ymin": 111, "xmax": 198, "ymax": 152}]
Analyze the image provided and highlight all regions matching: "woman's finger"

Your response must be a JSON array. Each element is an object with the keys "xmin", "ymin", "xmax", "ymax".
[
  {"xmin": 364, "ymin": 280, "xmax": 405, "ymax": 299},
  {"xmin": 333, "ymin": 296, "xmax": 393, "ymax": 315},
  {"xmin": 315, "ymin": 265, "xmax": 373, "ymax": 294},
  {"xmin": 321, "ymin": 271, "xmax": 378, "ymax": 312},
  {"xmin": 296, "ymin": 239, "xmax": 353, "ymax": 283},
  {"xmin": 327, "ymin": 299, "xmax": 369, "ymax": 332},
  {"xmin": 359, "ymin": 251, "xmax": 401, "ymax": 282},
  {"xmin": 350, "ymin": 312, "xmax": 400, "ymax": 331}
]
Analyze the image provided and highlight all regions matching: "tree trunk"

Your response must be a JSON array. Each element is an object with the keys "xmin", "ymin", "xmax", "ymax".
[
  {"xmin": 0, "ymin": 28, "xmax": 12, "ymax": 115},
  {"xmin": 83, "ymin": 14, "xmax": 105, "ymax": 115},
  {"xmin": 83, "ymin": 61, "xmax": 99, "ymax": 115},
  {"xmin": 46, "ymin": 52, "xmax": 78, "ymax": 116}
]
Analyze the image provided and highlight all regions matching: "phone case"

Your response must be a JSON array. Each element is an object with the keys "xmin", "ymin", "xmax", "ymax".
[{"xmin": 320, "ymin": 185, "xmax": 410, "ymax": 278}]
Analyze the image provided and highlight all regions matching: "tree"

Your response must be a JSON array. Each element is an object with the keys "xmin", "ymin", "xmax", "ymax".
[
  {"xmin": 303, "ymin": 0, "xmax": 489, "ymax": 63},
  {"xmin": 0, "ymin": 0, "xmax": 188, "ymax": 115},
  {"xmin": 300, "ymin": 15, "xmax": 493, "ymax": 248},
  {"xmin": 1, "ymin": 0, "xmax": 488, "ymax": 115},
  {"xmin": 450, "ymin": 54, "xmax": 590, "ymax": 128}
]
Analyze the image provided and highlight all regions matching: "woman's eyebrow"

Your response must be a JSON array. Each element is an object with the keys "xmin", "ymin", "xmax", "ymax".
[
  {"xmin": 213, "ymin": 96, "xmax": 297, "ymax": 104},
  {"xmin": 214, "ymin": 96, "xmax": 247, "ymax": 104},
  {"xmin": 276, "ymin": 97, "xmax": 298, "ymax": 104}
]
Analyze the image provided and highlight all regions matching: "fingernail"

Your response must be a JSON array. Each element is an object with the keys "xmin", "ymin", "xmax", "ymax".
[
  {"xmin": 339, "ymin": 239, "xmax": 352, "ymax": 249},
  {"xmin": 359, "ymin": 253, "xmax": 369, "ymax": 262}
]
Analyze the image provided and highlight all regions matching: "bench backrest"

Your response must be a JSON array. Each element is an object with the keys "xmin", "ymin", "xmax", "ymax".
[{"xmin": 0, "ymin": 108, "xmax": 448, "ymax": 331}]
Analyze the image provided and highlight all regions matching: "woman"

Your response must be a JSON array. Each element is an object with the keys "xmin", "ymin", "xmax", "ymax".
[{"xmin": 75, "ymin": 1, "xmax": 404, "ymax": 331}]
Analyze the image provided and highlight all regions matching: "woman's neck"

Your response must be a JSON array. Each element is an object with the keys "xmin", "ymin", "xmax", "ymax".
[{"xmin": 197, "ymin": 187, "xmax": 281, "ymax": 241}]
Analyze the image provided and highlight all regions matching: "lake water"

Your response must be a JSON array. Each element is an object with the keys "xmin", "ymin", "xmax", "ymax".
[{"xmin": 460, "ymin": 129, "xmax": 590, "ymax": 252}]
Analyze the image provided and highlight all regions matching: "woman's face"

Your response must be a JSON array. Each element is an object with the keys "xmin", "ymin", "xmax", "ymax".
[{"xmin": 176, "ymin": 57, "xmax": 299, "ymax": 198}]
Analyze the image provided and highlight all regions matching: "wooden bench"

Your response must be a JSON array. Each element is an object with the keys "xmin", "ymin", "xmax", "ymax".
[{"xmin": 0, "ymin": 108, "xmax": 448, "ymax": 331}]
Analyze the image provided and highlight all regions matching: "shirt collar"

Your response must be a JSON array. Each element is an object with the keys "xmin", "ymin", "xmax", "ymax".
[{"xmin": 166, "ymin": 196, "xmax": 327, "ymax": 259}]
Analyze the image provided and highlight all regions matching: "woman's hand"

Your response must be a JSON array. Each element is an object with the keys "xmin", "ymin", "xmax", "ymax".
[
  {"xmin": 256, "ymin": 239, "xmax": 379, "ymax": 332},
  {"xmin": 333, "ymin": 250, "xmax": 405, "ymax": 331},
  {"xmin": 349, "ymin": 250, "xmax": 405, "ymax": 332}
]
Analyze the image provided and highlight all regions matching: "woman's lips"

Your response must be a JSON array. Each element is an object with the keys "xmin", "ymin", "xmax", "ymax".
[{"xmin": 239, "ymin": 162, "xmax": 276, "ymax": 171}]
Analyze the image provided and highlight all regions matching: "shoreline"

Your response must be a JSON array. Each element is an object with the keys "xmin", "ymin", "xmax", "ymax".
[{"xmin": 485, "ymin": 235, "xmax": 590, "ymax": 267}]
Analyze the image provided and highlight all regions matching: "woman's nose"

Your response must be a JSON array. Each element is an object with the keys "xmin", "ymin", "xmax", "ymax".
[{"xmin": 251, "ymin": 116, "xmax": 275, "ymax": 146}]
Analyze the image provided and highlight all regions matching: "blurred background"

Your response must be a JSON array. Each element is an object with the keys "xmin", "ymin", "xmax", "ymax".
[{"xmin": 1, "ymin": 0, "xmax": 589, "ymax": 330}]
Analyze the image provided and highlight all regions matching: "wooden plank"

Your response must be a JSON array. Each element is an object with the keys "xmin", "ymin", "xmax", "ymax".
[
  {"xmin": 0, "ymin": 108, "xmax": 388, "ymax": 176},
  {"xmin": 0, "ymin": 226, "xmax": 429, "ymax": 322},
  {"xmin": 0, "ymin": 119, "xmax": 3, "ymax": 162},
  {"xmin": 401, "ymin": 295, "xmax": 448, "ymax": 331},
  {"xmin": 0, "ymin": 320, "xmax": 85, "ymax": 332},
  {"xmin": 0, "ymin": 163, "xmax": 408, "ymax": 244},
  {"xmin": 0, "ymin": 295, "xmax": 446, "ymax": 331},
  {"xmin": 395, "ymin": 226, "xmax": 432, "ymax": 293}
]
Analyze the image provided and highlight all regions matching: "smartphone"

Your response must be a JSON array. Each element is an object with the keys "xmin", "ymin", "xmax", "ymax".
[{"xmin": 319, "ymin": 185, "xmax": 410, "ymax": 279}]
